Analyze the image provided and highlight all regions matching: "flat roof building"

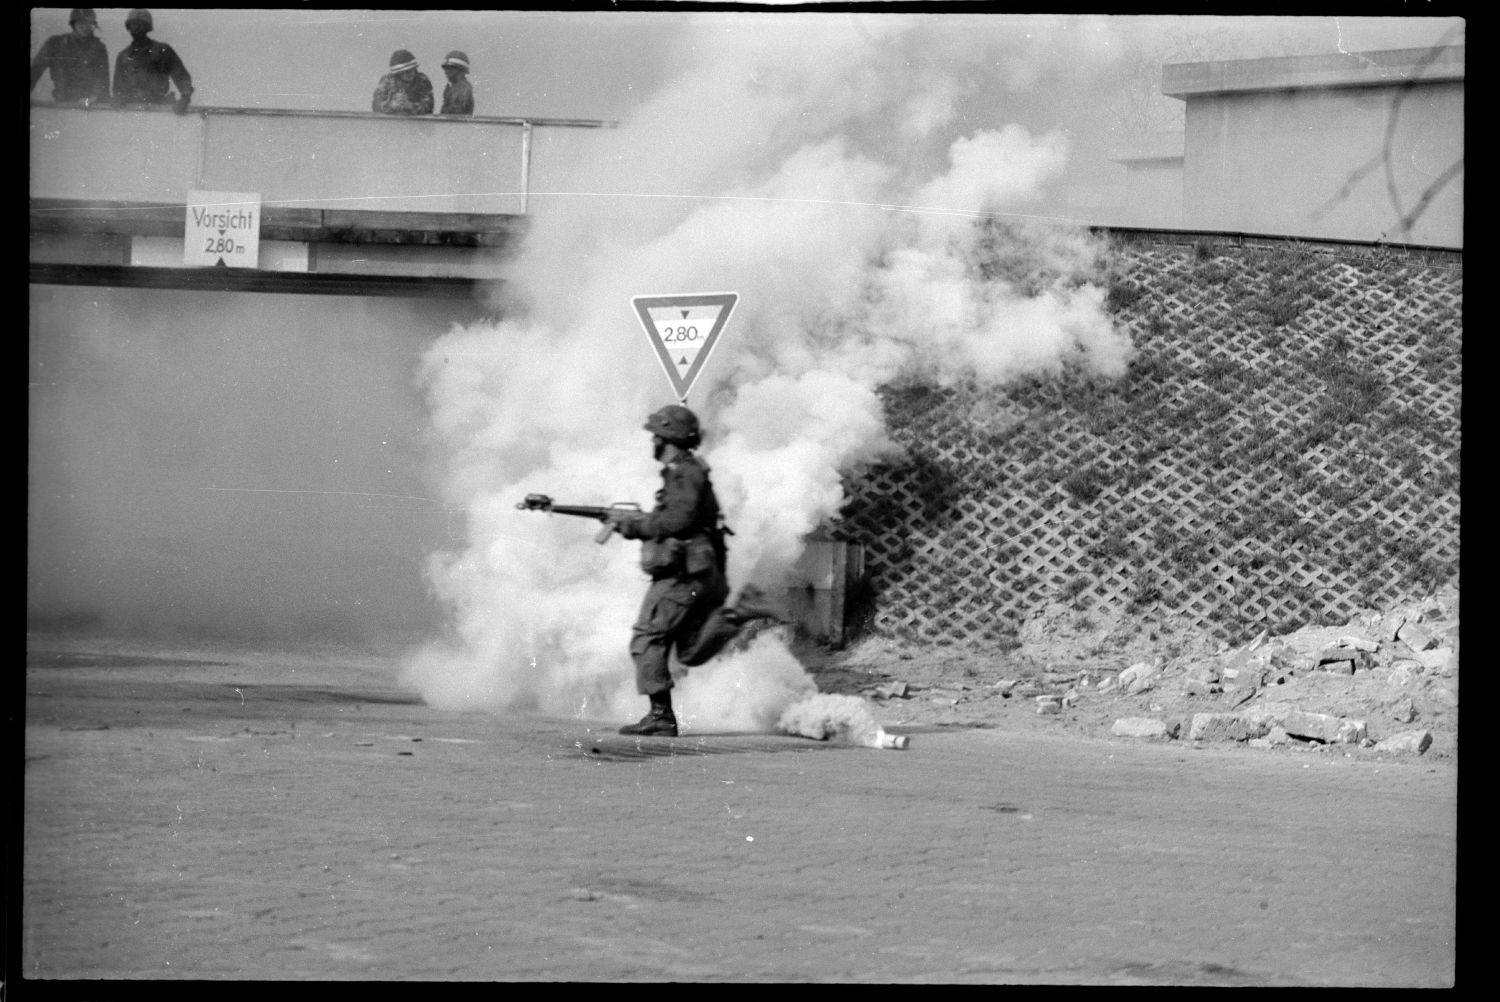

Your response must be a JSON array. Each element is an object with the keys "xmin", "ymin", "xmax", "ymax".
[{"xmin": 1164, "ymin": 45, "xmax": 1463, "ymax": 248}]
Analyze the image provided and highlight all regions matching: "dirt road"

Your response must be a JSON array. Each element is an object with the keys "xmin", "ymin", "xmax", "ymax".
[{"xmin": 21, "ymin": 641, "xmax": 1457, "ymax": 985}]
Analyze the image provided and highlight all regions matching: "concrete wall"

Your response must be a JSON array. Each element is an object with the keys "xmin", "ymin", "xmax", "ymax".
[
  {"xmin": 28, "ymin": 104, "xmax": 602, "ymax": 214},
  {"xmin": 1168, "ymin": 48, "xmax": 1463, "ymax": 247},
  {"xmin": 1115, "ymin": 157, "xmax": 1184, "ymax": 229}
]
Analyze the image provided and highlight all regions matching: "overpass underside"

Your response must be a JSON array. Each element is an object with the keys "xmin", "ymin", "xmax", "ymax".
[
  {"xmin": 31, "ymin": 197, "xmax": 526, "ymax": 298},
  {"xmin": 29, "ymin": 102, "xmax": 611, "ymax": 297}
]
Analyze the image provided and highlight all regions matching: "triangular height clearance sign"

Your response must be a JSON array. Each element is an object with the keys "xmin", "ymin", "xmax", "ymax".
[{"xmin": 632, "ymin": 292, "xmax": 738, "ymax": 403}]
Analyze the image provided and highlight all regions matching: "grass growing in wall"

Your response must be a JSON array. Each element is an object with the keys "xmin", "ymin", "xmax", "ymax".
[{"xmin": 837, "ymin": 236, "xmax": 1461, "ymax": 646}]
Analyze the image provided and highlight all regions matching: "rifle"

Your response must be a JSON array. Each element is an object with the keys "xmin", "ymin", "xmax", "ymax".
[{"xmin": 516, "ymin": 494, "xmax": 642, "ymax": 543}]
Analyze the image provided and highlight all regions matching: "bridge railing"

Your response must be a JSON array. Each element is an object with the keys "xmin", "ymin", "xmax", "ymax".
[{"xmin": 29, "ymin": 102, "xmax": 617, "ymax": 216}]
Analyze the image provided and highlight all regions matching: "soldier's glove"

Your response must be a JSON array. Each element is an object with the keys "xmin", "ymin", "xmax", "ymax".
[{"xmin": 174, "ymin": 93, "xmax": 191, "ymax": 115}]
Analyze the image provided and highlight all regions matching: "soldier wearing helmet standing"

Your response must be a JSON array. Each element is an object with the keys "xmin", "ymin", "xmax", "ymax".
[
  {"xmin": 605, "ymin": 405, "xmax": 782, "ymax": 737},
  {"xmin": 30, "ymin": 9, "xmax": 110, "ymax": 106},
  {"xmin": 112, "ymin": 9, "xmax": 192, "ymax": 113},
  {"xmin": 439, "ymin": 50, "xmax": 474, "ymax": 116},
  {"xmin": 372, "ymin": 48, "xmax": 433, "ymax": 115}
]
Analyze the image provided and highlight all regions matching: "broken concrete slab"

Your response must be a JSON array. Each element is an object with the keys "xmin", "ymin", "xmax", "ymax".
[
  {"xmin": 1374, "ymin": 729, "xmax": 1433, "ymax": 755},
  {"xmin": 1188, "ymin": 713, "xmax": 1270, "ymax": 742},
  {"xmin": 1397, "ymin": 622, "xmax": 1438, "ymax": 652},
  {"xmin": 1278, "ymin": 710, "xmax": 1367, "ymax": 744},
  {"xmin": 1280, "ymin": 625, "xmax": 1378, "ymax": 659},
  {"xmin": 1316, "ymin": 646, "xmax": 1371, "ymax": 672},
  {"xmin": 1111, "ymin": 717, "xmax": 1176, "ymax": 739},
  {"xmin": 1117, "ymin": 662, "xmax": 1158, "ymax": 688},
  {"xmin": 1415, "ymin": 647, "xmax": 1456, "ymax": 675}
]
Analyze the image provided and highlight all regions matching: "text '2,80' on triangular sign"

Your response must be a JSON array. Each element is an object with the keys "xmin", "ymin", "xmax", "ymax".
[{"xmin": 632, "ymin": 292, "xmax": 738, "ymax": 403}]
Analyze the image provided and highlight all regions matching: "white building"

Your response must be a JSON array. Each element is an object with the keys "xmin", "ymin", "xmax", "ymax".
[{"xmin": 1164, "ymin": 45, "xmax": 1464, "ymax": 248}]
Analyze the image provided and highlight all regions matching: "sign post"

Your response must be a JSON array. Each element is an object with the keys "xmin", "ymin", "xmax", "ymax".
[
  {"xmin": 632, "ymin": 292, "xmax": 738, "ymax": 404},
  {"xmin": 184, "ymin": 190, "xmax": 262, "ymax": 268}
]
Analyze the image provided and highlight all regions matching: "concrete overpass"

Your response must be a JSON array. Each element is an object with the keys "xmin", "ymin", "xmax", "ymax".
[
  {"xmin": 29, "ymin": 102, "xmax": 616, "ymax": 297},
  {"xmin": 28, "ymin": 101, "xmax": 864, "ymax": 648}
]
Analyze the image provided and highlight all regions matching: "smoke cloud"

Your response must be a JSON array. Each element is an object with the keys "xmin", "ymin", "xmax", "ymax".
[{"xmin": 400, "ymin": 16, "xmax": 1135, "ymax": 727}]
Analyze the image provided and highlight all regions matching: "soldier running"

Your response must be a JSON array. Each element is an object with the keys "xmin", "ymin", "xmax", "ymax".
[{"xmin": 605, "ymin": 405, "xmax": 782, "ymax": 737}]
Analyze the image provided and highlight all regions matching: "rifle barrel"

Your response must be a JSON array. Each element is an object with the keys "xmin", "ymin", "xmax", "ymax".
[{"xmin": 548, "ymin": 504, "xmax": 609, "ymax": 520}]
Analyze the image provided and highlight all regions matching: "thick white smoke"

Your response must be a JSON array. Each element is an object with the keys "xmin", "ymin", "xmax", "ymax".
[{"xmin": 401, "ymin": 16, "xmax": 1134, "ymax": 728}]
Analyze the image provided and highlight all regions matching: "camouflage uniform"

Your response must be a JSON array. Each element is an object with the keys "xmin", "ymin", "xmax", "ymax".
[
  {"xmin": 615, "ymin": 451, "xmax": 742, "ymax": 696},
  {"xmin": 371, "ymin": 71, "xmax": 434, "ymax": 115}
]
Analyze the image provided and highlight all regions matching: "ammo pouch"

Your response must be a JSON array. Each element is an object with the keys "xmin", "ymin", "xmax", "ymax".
[
  {"xmin": 640, "ymin": 533, "xmax": 718, "ymax": 577},
  {"xmin": 685, "ymin": 534, "xmax": 718, "ymax": 575},
  {"xmin": 640, "ymin": 537, "xmax": 687, "ymax": 577}
]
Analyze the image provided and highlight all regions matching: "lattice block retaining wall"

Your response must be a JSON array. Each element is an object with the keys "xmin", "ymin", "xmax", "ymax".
[{"xmin": 836, "ymin": 237, "xmax": 1461, "ymax": 645}]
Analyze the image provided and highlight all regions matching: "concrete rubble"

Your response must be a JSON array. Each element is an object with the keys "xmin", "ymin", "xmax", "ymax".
[
  {"xmin": 1117, "ymin": 660, "xmax": 1163, "ymax": 695},
  {"xmin": 1387, "ymin": 695, "xmax": 1418, "ymax": 724},
  {"xmin": 1111, "ymin": 717, "xmax": 1177, "ymax": 739},
  {"xmin": 1189, "ymin": 712, "xmax": 1270, "ymax": 742},
  {"xmin": 861, "ymin": 586, "xmax": 1454, "ymax": 759},
  {"xmin": 1092, "ymin": 585, "xmax": 1457, "ymax": 756},
  {"xmin": 1374, "ymin": 729, "xmax": 1434, "ymax": 755}
]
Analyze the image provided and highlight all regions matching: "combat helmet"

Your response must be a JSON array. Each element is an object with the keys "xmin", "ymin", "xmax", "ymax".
[
  {"xmin": 644, "ymin": 405, "xmax": 701, "ymax": 448},
  {"xmin": 388, "ymin": 49, "xmax": 419, "ymax": 73},
  {"xmin": 70, "ymin": 9, "xmax": 98, "ymax": 26},
  {"xmin": 125, "ymin": 8, "xmax": 152, "ymax": 30}
]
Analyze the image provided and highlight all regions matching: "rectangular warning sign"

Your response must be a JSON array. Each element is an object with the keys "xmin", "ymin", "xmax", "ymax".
[{"xmin": 184, "ymin": 190, "xmax": 261, "ymax": 268}]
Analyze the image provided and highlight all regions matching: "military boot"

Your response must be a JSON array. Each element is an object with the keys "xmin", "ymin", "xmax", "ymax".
[{"xmin": 619, "ymin": 694, "xmax": 677, "ymax": 737}]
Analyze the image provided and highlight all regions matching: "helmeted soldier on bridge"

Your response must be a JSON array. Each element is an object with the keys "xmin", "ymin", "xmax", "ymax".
[
  {"xmin": 606, "ymin": 405, "xmax": 783, "ymax": 737},
  {"xmin": 112, "ymin": 9, "xmax": 193, "ymax": 114},
  {"xmin": 30, "ymin": 8, "xmax": 111, "ymax": 106},
  {"xmin": 439, "ymin": 50, "xmax": 474, "ymax": 116},
  {"xmin": 372, "ymin": 48, "xmax": 434, "ymax": 115}
]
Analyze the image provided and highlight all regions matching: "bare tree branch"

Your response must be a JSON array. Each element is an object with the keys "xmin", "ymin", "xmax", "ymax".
[
  {"xmin": 1310, "ymin": 26, "xmax": 1464, "ymax": 239},
  {"xmin": 1394, "ymin": 157, "xmax": 1464, "ymax": 239}
]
